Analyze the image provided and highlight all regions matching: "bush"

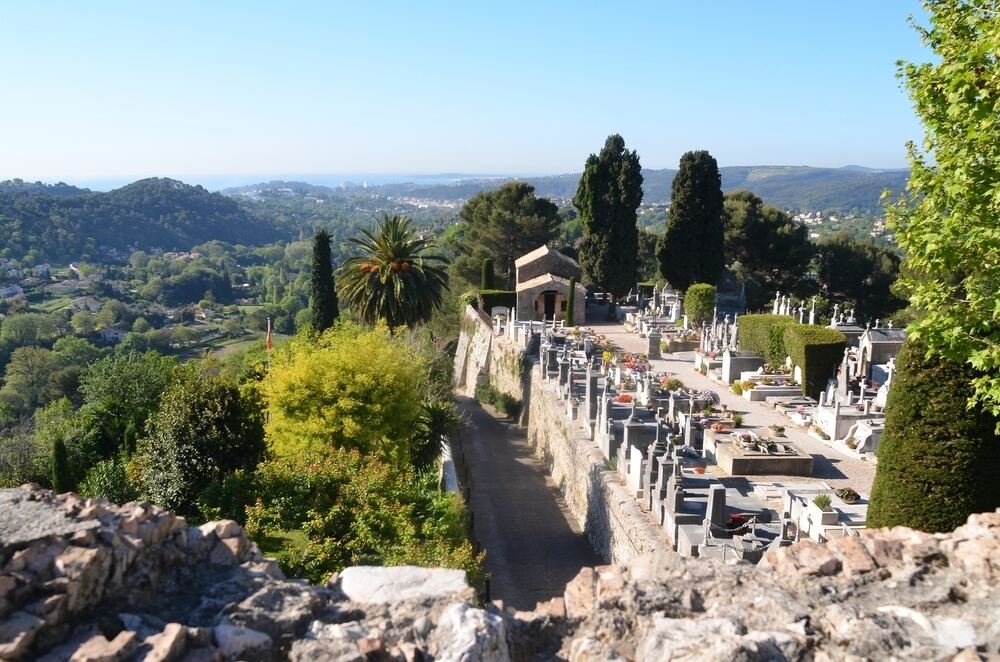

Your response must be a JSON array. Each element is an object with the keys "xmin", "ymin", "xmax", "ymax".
[
  {"xmin": 480, "ymin": 258, "xmax": 495, "ymax": 290},
  {"xmin": 813, "ymin": 494, "xmax": 832, "ymax": 510},
  {"xmin": 684, "ymin": 283, "xmax": 716, "ymax": 327},
  {"xmin": 736, "ymin": 314, "xmax": 798, "ymax": 364},
  {"xmin": 77, "ymin": 455, "xmax": 138, "ymax": 505},
  {"xmin": 730, "ymin": 382, "xmax": 743, "ymax": 395},
  {"xmin": 664, "ymin": 377, "xmax": 684, "ymax": 391},
  {"xmin": 733, "ymin": 414, "xmax": 743, "ymax": 427},
  {"xmin": 475, "ymin": 382, "xmax": 521, "ymax": 418},
  {"xmin": 867, "ymin": 340, "xmax": 1000, "ymax": 532},
  {"xmin": 782, "ymin": 325, "xmax": 846, "ymax": 399},
  {"xmin": 477, "ymin": 290, "xmax": 516, "ymax": 313}
]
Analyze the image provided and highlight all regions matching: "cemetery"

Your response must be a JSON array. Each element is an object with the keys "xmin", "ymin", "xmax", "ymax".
[{"xmin": 458, "ymin": 248, "xmax": 903, "ymax": 562}]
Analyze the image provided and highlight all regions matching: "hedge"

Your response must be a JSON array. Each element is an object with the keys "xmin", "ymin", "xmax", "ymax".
[
  {"xmin": 637, "ymin": 281, "xmax": 655, "ymax": 297},
  {"xmin": 736, "ymin": 314, "xmax": 798, "ymax": 364},
  {"xmin": 684, "ymin": 283, "xmax": 716, "ymax": 327},
  {"xmin": 481, "ymin": 258, "xmax": 495, "ymax": 290},
  {"xmin": 478, "ymin": 289, "xmax": 516, "ymax": 313},
  {"xmin": 867, "ymin": 340, "xmax": 1000, "ymax": 532},
  {"xmin": 782, "ymin": 325, "xmax": 846, "ymax": 399}
]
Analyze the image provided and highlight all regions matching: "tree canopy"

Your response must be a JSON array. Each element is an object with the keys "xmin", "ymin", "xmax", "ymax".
[
  {"xmin": 723, "ymin": 190, "xmax": 814, "ymax": 310},
  {"xmin": 453, "ymin": 182, "xmax": 560, "ymax": 287},
  {"xmin": 814, "ymin": 232, "xmax": 905, "ymax": 322},
  {"xmin": 573, "ymin": 134, "xmax": 643, "ymax": 297},
  {"xmin": 657, "ymin": 150, "xmax": 725, "ymax": 292},
  {"xmin": 886, "ymin": 0, "xmax": 1000, "ymax": 421}
]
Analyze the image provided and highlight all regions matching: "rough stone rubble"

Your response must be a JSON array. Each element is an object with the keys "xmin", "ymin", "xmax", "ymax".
[{"xmin": 0, "ymin": 485, "xmax": 997, "ymax": 660}]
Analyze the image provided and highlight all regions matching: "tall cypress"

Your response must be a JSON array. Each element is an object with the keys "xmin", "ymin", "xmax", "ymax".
[
  {"xmin": 565, "ymin": 277, "xmax": 576, "ymax": 327},
  {"xmin": 573, "ymin": 134, "xmax": 643, "ymax": 299},
  {"xmin": 656, "ymin": 150, "xmax": 725, "ymax": 292},
  {"xmin": 481, "ymin": 257, "xmax": 495, "ymax": 290},
  {"xmin": 311, "ymin": 229, "xmax": 339, "ymax": 332},
  {"xmin": 51, "ymin": 437, "xmax": 71, "ymax": 493}
]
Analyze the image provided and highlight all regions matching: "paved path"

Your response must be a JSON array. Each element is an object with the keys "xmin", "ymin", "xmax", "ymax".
[
  {"xmin": 584, "ymin": 316, "xmax": 876, "ymax": 492},
  {"xmin": 454, "ymin": 395, "xmax": 602, "ymax": 611}
]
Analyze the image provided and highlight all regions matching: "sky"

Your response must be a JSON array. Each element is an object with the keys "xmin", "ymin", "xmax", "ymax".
[{"xmin": 0, "ymin": 1, "xmax": 931, "ymax": 186}]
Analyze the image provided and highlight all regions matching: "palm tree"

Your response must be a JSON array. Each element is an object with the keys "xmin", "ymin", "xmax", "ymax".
[{"xmin": 339, "ymin": 214, "xmax": 450, "ymax": 328}]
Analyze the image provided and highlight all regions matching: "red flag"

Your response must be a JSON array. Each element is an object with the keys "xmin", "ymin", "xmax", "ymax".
[{"xmin": 266, "ymin": 317, "xmax": 273, "ymax": 351}]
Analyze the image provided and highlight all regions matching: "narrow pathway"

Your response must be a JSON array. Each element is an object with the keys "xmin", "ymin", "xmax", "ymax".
[{"xmin": 453, "ymin": 395, "xmax": 601, "ymax": 611}]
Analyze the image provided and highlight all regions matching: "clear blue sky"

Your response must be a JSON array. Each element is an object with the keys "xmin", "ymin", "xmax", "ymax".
[{"xmin": 0, "ymin": 1, "xmax": 930, "ymax": 185}]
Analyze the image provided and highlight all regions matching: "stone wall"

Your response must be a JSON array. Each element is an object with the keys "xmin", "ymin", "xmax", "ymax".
[
  {"xmin": 2, "ymin": 484, "xmax": 998, "ymax": 660},
  {"xmin": 525, "ymin": 366, "xmax": 668, "ymax": 565},
  {"xmin": 488, "ymin": 335, "xmax": 528, "ymax": 405},
  {"xmin": 453, "ymin": 305, "xmax": 494, "ymax": 398}
]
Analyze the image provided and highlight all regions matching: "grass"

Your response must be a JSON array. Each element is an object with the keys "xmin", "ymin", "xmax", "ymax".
[
  {"xmin": 258, "ymin": 528, "xmax": 308, "ymax": 557},
  {"xmin": 32, "ymin": 296, "xmax": 71, "ymax": 313}
]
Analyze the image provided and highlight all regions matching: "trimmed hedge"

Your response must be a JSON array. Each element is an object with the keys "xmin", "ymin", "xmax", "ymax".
[
  {"xmin": 684, "ymin": 283, "xmax": 716, "ymax": 327},
  {"xmin": 637, "ymin": 281, "xmax": 655, "ymax": 296},
  {"xmin": 478, "ymin": 289, "xmax": 516, "ymax": 313},
  {"xmin": 783, "ymin": 325, "xmax": 846, "ymax": 399},
  {"xmin": 481, "ymin": 258, "xmax": 495, "ymax": 290},
  {"xmin": 867, "ymin": 340, "xmax": 1000, "ymax": 532},
  {"xmin": 737, "ymin": 314, "xmax": 798, "ymax": 364}
]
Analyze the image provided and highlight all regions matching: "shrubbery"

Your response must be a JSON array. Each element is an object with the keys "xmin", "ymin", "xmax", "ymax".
[
  {"xmin": 475, "ymin": 382, "xmax": 522, "ymax": 418},
  {"xmin": 867, "ymin": 340, "xmax": 1000, "ymax": 532},
  {"xmin": 477, "ymin": 289, "xmax": 516, "ymax": 313},
  {"xmin": 782, "ymin": 325, "xmax": 846, "ymax": 399},
  {"xmin": 736, "ymin": 314, "xmax": 798, "ymax": 365},
  {"xmin": 684, "ymin": 283, "xmax": 716, "ymax": 327}
]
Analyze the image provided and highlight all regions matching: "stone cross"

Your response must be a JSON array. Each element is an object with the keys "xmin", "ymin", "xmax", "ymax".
[{"xmin": 773, "ymin": 291, "xmax": 781, "ymax": 315}]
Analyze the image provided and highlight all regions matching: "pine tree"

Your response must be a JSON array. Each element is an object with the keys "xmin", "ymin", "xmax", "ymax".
[
  {"xmin": 657, "ymin": 150, "xmax": 724, "ymax": 292},
  {"xmin": 481, "ymin": 258, "xmax": 495, "ymax": 290},
  {"xmin": 573, "ymin": 134, "xmax": 643, "ymax": 299},
  {"xmin": 311, "ymin": 229, "xmax": 339, "ymax": 332},
  {"xmin": 565, "ymin": 277, "xmax": 576, "ymax": 327}
]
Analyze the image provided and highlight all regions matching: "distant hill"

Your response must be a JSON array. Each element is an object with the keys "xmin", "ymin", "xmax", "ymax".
[
  {"xmin": 0, "ymin": 178, "xmax": 280, "ymax": 262},
  {"xmin": 329, "ymin": 166, "xmax": 909, "ymax": 214},
  {"xmin": 0, "ymin": 179, "xmax": 91, "ymax": 197}
]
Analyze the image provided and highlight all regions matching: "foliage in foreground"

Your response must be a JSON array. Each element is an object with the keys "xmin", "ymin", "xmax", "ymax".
[
  {"xmin": 868, "ymin": 339, "xmax": 1000, "ymax": 532},
  {"xmin": 886, "ymin": 1, "xmax": 1000, "ymax": 424},
  {"xmin": 245, "ymin": 451, "xmax": 482, "ymax": 585}
]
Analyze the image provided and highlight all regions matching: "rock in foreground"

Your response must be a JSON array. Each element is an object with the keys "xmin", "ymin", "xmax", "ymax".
[{"xmin": 0, "ymin": 485, "xmax": 998, "ymax": 660}]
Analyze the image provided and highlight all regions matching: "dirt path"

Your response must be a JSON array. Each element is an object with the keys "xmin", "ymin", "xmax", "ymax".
[{"xmin": 453, "ymin": 395, "xmax": 601, "ymax": 611}]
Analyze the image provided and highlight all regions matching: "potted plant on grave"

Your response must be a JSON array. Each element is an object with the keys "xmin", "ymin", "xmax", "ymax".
[
  {"xmin": 808, "ymin": 493, "xmax": 839, "ymax": 526},
  {"xmin": 768, "ymin": 424, "xmax": 785, "ymax": 436},
  {"xmin": 836, "ymin": 487, "xmax": 860, "ymax": 504},
  {"xmin": 761, "ymin": 376, "xmax": 774, "ymax": 385}
]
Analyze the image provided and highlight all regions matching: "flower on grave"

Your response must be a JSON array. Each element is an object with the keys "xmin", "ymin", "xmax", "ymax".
[
  {"xmin": 795, "ymin": 406, "xmax": 805, "ymax": 415},
  {"xmin": 616, "ymin": 393, "xmax": 634, "ymax": 404},
  {"xmin": 693, "ymin": 466, "xmax": 706, "ymax": 475},
  {"xmin": 836, "ymin": 487, "xmax": 860, "ymax": 504},
  {"xmin": 710, "ymin": 422, "xmax": 725, "ymax": 432}
]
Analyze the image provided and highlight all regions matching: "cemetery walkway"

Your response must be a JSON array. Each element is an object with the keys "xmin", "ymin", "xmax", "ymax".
[
  {"xmin": 453, "ymin": 395, "xmax": 602, "ymax": 611},
  {"xmin": 585, "ymin": 318, "xmax": 877, "ymax": 492}
]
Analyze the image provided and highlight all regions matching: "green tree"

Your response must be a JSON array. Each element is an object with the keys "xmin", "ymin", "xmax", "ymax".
[
  {"xmin": 573, "ymin": 134, "xmax": 643, "ymax": 298},
  {"xmin": 868, "ymin": 339, "xmax": 1000, "ymax": 532},
  {"xmin": 263, "ymin": 323, "xmax": 426, "ymax": 469},
  {"xmin": 722, "ymin": 190, "xmax": 814, "ymax": 310},
  {"xmin": 684, "ymin": 283, "xmax": 716, "ymax": 327},
  {"xmin": 338, "ymin": 214, "xmax": 450, "ymax": 328},
  {"xmin": 886, "ymin": 1, "xmax": 1000, "ymax": 421},
  {"xmin": 310, "ymin": 229, "xmax": 339, "ymax": 332},
  {"xmin": 0, "ymin": 346, "xmax": 57, "ymax": 414},
  {"xmin": 657, "ymin": 150, "xmax": 725, "ymax": 292},
  {"xmin": 51, "ymin": 437, "xmax": 71, "ymax": 493},
  {"xmin": 133, "ymin": 370, "xmax": 265, "ymax": 516},
  {"xmin": 480, "ymin": 258, "xmax": 495, "ymax": 290},
  {"xmin": 454, "ymin": 182, "xmax": 560, "ymax": 287},
  {"xmin": 814, "ymin": 233, "xmax": 904, "ymax": 321}
]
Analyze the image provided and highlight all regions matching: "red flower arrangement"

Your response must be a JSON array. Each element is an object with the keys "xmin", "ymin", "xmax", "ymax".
[
  {"xmin": 616, "ymin": 393, "xmax": 634, "ymax": 404},
  {"xmin": 693, "ymin": 466, "xmax": 706, "ymax": 475}
]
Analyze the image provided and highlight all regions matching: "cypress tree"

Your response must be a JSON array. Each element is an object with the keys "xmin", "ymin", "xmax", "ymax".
[
  {"xmin": 657, "ymin": 150, "xmax": 725, "ymax": 292},
  {"xmin": 565, "ymin": 277, "xmax": 576, "ymax": 327},
  {"xmin": 481, "ymin": 258, "xmax": 495, "ymax": 290},
  {"xmin": 573, "ymin": 134, "xmax": 643, "ymax": 300},
  {"xmin": 51, "ymin": 437, "xmax": 71, "ymax": 493},
  {"xmin": 867, "ymin": 339, "xmax": 1000, "ymax": 532},
  {"xmin": 311, "ymin": 229, "xmax": 339, "ymax": 332}
]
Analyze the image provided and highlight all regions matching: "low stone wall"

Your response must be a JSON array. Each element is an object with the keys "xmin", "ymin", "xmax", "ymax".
[
  {"xmin": 525, "ymin": 366, "xmax": 668, "ymax": 565},
  {"xmin": 2, "ymin": 485, "xmax": 999, "ymax": 659}
]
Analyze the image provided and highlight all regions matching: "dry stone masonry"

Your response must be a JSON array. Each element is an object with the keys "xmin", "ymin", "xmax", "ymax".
[{"xmin": 1, "ymin": 484, "xmax": 998, "ymax": 659}]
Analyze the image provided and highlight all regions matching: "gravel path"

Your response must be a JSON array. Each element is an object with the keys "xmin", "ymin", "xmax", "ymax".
[
  {"xmin": 453, "ymin": 395, "xmax": 601, "ymax": 611},
  {"xmin": 584, "ymin": 317, "xmax": 876, "ymax": 492}
]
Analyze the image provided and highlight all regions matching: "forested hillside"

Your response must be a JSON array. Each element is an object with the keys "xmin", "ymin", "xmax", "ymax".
[
  {"xmin": 0, "ymin": 178, "xmax": 280, "ymax": 262},
  {"xmin": 349, "ymin": 166, "xmax": 909, "ymax": 214}
]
